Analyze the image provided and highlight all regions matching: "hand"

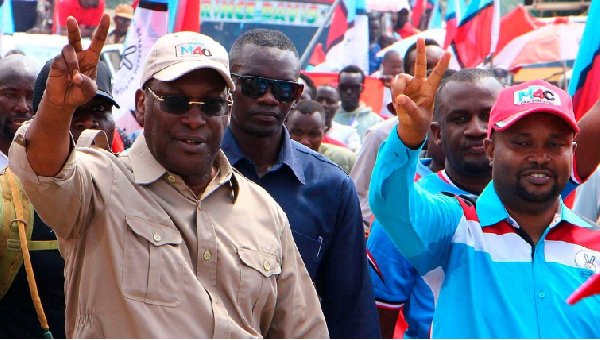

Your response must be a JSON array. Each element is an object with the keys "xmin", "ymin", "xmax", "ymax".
[
  {"xmin": 391, "ymin": 38, "xmax": 450, "ymax": 148},
  {"xmin": 380, "ymin": 75, "xmax": 394, "ymax": 88},
  {"xmin": 44, "ymin": 14, "xmax": 110, "ymax": 112}
]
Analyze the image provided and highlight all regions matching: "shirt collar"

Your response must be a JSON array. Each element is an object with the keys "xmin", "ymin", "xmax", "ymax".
[
  {"xmin": 127, "ymin": 134, "xmax": 239, "ymax": 202},
  {"xmin": 222, "ymin": 127, "xmax": 305, "ymax": 184},
  {"xmin": 336, "ymin": 102, "xmax": 369, "ymax": 114},
  {"xmin": 127, "ymin": 134, "xmax": 168, "ymax": 184},
  {"xmin": 477, "ymin": 181, "xmax": 574, "ymax": 228}
]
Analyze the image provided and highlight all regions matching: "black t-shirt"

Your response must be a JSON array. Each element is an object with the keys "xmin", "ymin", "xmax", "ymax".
[{"xmin": 0, "ymin": 211, "xmax": 66, "ymax": 339}]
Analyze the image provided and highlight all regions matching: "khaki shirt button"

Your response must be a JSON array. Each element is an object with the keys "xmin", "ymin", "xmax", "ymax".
[
  {"xmin": 203, "ymin": 250, "xmax": 212, "ymax": 260},
  {"xmin": 153, "ymin": 233, "xmax": 162, "ymax": 242},
  {"xmin": 263, "ymin": 261, "xmax": 271, "ymax": 271},
  {"xmin": 167, "ymin": 175, "xmax": 176, "ymax": 183}
]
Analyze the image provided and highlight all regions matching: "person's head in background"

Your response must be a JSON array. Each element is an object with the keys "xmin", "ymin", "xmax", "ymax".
[
  {"xmin": 299, "ymin": 73, "xmax": 316, "ymax": 100},
  {"xmin": 382, "ymin": 50, "xmax": 403, "ymax": 77},
  {"xmin": 403, "ymin": 38, "xmax": 444, "ymax": 76},
  {"xmin": 391, "ymin": 8, "xmax": 410, "ymax": 31},
  {"xmin": 378, "ymin": 50, "xmax": 403, "ymax": 88},
  {"xmin": 5, "ymin": 49, "xmax": 25, "ymax": 57},
  {"xmin": 286, "ymin": 100, "xmax": 327, "ymax": 151},
  {"xmin": 338, "ymin": 65, "xmax": 365, "ymax": 112},
  {"xmin": 424, "ymin": 68, "xmax": 457, "ymax": 172},
  {"xmin": 114, "ymin": 3, "xmax": 134, "ymax": 35},
  {"xmin": 368, "ymin": 12, "xmax": 383, "ymax": 45},
  {"xmin": 79, "ymin": 0, "xmax": 100, "ymax": 8},
  {"xmin": 0, "ymin": 55, "xmax": 39, "ymax": 154},
  {"xmin": 33, "ymin": 59, "xmax": 119, "ymax": 146},
  {"xmin": 316, "ymin": 84, "xmax": 339, "ymax": 131},
  {"xmin": 378, "ymin": 34, "xmax": 398, "ymax": 50},
  {"xmin": 431, "ymin": 68, "xmax": 505, "ymax": 192}
]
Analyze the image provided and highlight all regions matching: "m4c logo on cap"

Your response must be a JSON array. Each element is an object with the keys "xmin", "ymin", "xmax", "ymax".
[
  {"xmin": 176, "ymin": 42, "xmax": 213, "ymax": 57},
  {"xmin": 513, "ymin": 86, "xmax": 561, "ymax": 106}
]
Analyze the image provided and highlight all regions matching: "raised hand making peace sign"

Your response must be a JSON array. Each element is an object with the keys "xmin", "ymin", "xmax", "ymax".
[
  {"xmin": 25, "ymin": 14, "xmax": 111, "ymax": 177},
  {"xmin": 45, "ymin": 14, "xmax": 111, "ymax": 111},
  {"xmin": 391, "ymin": 38, "xmax": 451, "ymax": 148}
]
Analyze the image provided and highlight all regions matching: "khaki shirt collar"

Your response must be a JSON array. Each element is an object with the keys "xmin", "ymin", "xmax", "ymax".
[
  {"xmin": 128, "ymin": 134, "xmax": 239, "ymax": 202},
  {"xmin": 128, "ymin": 134, "xmax": 169, "ymax": 185}
]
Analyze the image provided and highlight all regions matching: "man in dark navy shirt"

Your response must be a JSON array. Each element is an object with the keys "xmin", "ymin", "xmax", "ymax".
[{"xmin": 222, "ymin": 29, "xmax": 380, "ymax": 338}]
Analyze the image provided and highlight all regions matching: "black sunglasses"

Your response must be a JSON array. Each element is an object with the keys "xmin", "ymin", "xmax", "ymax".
[
  {"xmin": 339, "ymin": 84, "xmax": 363, "ymax": 93},
  {"xmin": 231, "ymin": 73, "xmax": 302, "ymax": 102},
  {"xmin": 145, "ymin": 87, "xmax": 232, "ymax": 116}
]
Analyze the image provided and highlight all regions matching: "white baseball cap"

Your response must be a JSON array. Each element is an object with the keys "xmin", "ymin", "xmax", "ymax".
[{"xmin": 141, "ymin": 31, "xmax": 235, "ymax": 90}]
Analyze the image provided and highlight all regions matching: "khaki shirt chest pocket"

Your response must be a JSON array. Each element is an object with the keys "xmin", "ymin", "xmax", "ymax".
[
  {"xmin": 122, "ymin": 216, "xmax": 185, "ymax": 307},
  {"xmin": 237, "ymin": 247, "xmax": 282, "ymax": 321}
]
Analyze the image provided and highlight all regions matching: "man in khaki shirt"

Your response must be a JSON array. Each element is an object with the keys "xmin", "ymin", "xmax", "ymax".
[{"xmin": 9, "ymin": 15, "xmax": 328, "ymax": 338}]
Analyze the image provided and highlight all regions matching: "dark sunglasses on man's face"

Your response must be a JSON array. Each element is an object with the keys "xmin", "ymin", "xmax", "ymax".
[
  {"xmin": 144, "ymin": 86, "xmax": 232, "ymax": 116},
  {"xmin": 339, "ymin": 84, "xmax": 363, "ymax": 93},
  {"xmin": 231, "ymin": 73, "xmax": 302, "ymax": 102}
]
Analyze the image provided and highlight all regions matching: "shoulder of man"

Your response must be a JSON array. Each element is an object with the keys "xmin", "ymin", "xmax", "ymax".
[
  {"xmin": 231, "ymin": 169, "xmax": 288, "ymax": 213},
  {"xmin": 320, "ymin": 143, "xmax": 356, "ymax": 160},
  {"xmin": 333, "ymin": 122, "xmax": 359, "ymax": 134},
  {"xmin": 366, "ymin": 118, "xmax": 397, "ymax": 138},
  {"xmin": 291, "ymin": 140, "xmax": 349, "ymax": 176},
  {"xmin": 564, "ymin": 206, "xmax": 600, "ymax": 231}
]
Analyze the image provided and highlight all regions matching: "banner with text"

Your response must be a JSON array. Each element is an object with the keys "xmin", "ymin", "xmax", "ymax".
[{"xmin": 200, "ymin": 0, "xmax": 331, "ymax": 26}]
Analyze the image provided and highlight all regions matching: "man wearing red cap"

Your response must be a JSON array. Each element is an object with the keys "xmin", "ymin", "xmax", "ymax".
[{"xmin": 369, "ymin": 41, "xmax": 600, "ymax": 338}]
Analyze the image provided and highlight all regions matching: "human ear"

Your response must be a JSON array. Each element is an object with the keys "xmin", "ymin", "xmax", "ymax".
[
  {"xmin": 134, "ymin": 88, "xmax": 146, "ymax": 127},
  {"xmin": 295, "ymin": 84, "xmax": 305, "ymax": 103},
  {"xmin": 430, "ymin": 122, "xmax": 442, "ymax": 144},
  {"xmin": 484, "ymin": 138, "xmax": 494, "ymax": 166}
]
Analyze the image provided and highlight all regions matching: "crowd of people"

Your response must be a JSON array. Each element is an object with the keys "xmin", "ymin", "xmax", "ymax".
[{"xmin": 0, "ymin": 2, "xmax": 600, "ymax": 339}]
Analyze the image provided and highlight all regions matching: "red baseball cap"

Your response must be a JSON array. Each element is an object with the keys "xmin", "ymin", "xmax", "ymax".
[{"xmin": 487, "ymin": 79, "xmax": 579, "ymax": 138}]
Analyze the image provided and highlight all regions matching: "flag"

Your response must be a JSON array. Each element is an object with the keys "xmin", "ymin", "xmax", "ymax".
[
  {"xmin": 451, "ymin": 0, "xmax": 499, "ymax": 68},
  {"xmin": 308, "ymin": 42, "xmax": 326, "ymax": 68},
  {"xmin": 0, "ymin": 0, "xmax": 14, "ymax": 51},
  {"xmin": 175, "ymin": 0, "xmax": 200, "ymax": 32},
  {"xmin": 52, "ymin": 0, "xmax": 61, "ymax": 34},
  {"xmin": 1, "ymin": 0, "xmax": 13, "ymax": 34},
  {"xmin": 428, "ymin": 0, "xmax": 442, "ymax": 29},
  {"xmin": 168, "ymin": 0, "xmax": 200, "ymax": 33},
  {"xmin": 443, "ymin": 0, "xmax": 465, "ymax": 49},
  {"xmin": 322, "ymin": 0, "xmax": 369, "ymax": 73},
  {"xmin": 494, "ymin": 5, "xmax": 539, "ymax": 55},
  {"xmin": 112, "ymin": 0, "xmax": 169, "ymax": 133},
  {"xmin": 568, "ymin": 0, "xmax": 600, "ymax": 121},
  {"xmin": 568, "ymin": 273, "xmax": 600, "ymax": 305},
  {"xmin": 307, "ymin": 72, "xmax": 384, "ymax": 114},
  {"xmin": 411, "ymin": 0, "xmax": 426, "ymax": 29}
]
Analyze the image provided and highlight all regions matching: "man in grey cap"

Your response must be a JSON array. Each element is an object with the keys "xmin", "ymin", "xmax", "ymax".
[{"xmin": 9, "ymin": 15, "xmax": 327, "ymax": 338}]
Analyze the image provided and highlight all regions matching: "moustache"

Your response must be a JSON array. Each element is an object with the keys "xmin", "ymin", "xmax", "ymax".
[{"xmin": 516, "ymin": 165, "xmax": 557, "ymax": 178}]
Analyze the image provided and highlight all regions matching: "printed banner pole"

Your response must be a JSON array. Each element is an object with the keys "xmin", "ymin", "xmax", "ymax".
[{"xmin": 300, "ymin": 0, "xmax": 342, "ymax": 66}]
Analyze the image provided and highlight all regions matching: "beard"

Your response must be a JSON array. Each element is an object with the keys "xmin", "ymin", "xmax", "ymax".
[
  {"xmin": 0, "ymin": 124, "xmax": 16, "ymax": 143},
  {"xmin": 460, "ymin": 158, "xmax": 492, "ymax": 177},
  {"xmin": 516, "ymin": 180, "xmax": 558, "ymax": 202},
  {"xmin": 515, "ymin": 167, "xmax": 559, "ymax": 203}
]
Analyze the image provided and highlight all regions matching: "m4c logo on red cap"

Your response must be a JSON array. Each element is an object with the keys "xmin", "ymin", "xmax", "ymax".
[
  {"xmin": 176, "ymin": 42, "xmax": 213, "ymax": 57},
  {"xmin": 513, "ymin": 86, "xmax": 561, "ymax": 106}
]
